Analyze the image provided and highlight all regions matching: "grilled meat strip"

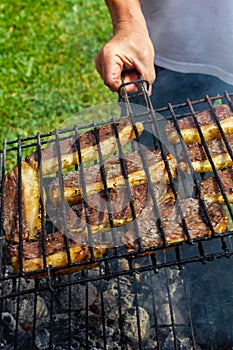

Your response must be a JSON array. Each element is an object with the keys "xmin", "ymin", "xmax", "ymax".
[
  {"xmin": 164, "ymin": 104, "xmax": 233, "ymax": 144},
  {"xmin": 8, "ymin": 231, "xmax": 78, "ymax": 259},
  {"xmin": 49, "ymin": 150, "xmax": 177, "ymax": 205},
  {"xmin": 7, "ymin": 181, "xmax": 170, "ymax": 277},
  {"xmin": 8, "ymin": 231, "xmax": 111, "ymax": 276},
  {"xmin": 182, "ymin": 134, "xmax": 233, "ymax": 172},
  {"xmin": 25, "ymin": 118, "xmax": 144, "ymax": 175},
  {"xmin": 4, "ymin": 161, "xmax": 42, "ymax": 243},
  {"xmin": 122, "ymin": 198, "xmax": 227, "ymax": 252},
  {"xmin": 53, "ymin": 182, "xmax": 171, "ymax": 236},
  {"xmin": 200, "ymin": 167, "xmax": 233, "ymax": 203}
]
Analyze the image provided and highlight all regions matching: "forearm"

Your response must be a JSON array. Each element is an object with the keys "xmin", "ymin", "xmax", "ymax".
[
  {"xmin": 96, "ymin": 0, "xmax": 155, "ymax": 92},
  {"xmin": 105, "ymin": 0, "xmax": 148, "ymax": 34}
]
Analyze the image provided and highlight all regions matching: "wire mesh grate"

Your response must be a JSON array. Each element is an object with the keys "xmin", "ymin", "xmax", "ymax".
[{"xmin": 1, "ymin": 81, "xmax": 233, "ymax": 348}]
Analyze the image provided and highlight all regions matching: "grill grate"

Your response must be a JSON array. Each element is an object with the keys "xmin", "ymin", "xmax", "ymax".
[{"xmin": 1, "ymin": 75, "xmax": 233, "ymax": 348}]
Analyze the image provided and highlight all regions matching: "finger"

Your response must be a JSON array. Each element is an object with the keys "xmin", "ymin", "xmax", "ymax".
[
  {"xmin": 104, "ymin": 61, "xmax": 123, "ymax": 92},
  {"xmin": 122, "ymin": 66, "xmax": 155, "ymax": 97},
  {"xmin": 120, "ymin": 69, "xmax": 140, "ymax": 94},
  {"xmin": 136, "ymin": 63, "xmax": 156, "ymax": 87},
  {"xmin": 95, "ymin": 51, "xmax": 123, "ymax": 92},
  {"xmin": 147, "ymin": 84, "xmax": 152, "ymax": 96},
  {"xmin": 133, "ymin": 64, "xmax": 155, "ymax": 97},
  {"xmin": 122, "ymin": 69, "xmax": 139, "ymax": 83}
]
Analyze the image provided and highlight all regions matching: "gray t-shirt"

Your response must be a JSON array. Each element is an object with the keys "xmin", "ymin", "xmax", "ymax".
[{"xmin": 140, "ymin": 0, "xmax": 233, "ymax": 84}]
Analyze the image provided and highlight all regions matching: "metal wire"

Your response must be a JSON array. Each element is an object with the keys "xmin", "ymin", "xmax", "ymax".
[{"xmin": 0, "ymin": 88, "xmax": 233, "ymax": 282}]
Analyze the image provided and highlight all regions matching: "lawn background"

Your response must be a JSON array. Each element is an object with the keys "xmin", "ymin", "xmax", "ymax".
[{"xmin": 0, "ymin": 0, "xmax": 116, "ymax": 146}]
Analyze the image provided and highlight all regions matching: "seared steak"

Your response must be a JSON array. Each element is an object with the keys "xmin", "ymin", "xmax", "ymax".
[
  {"xmin": 182, "ymin": 134, "xmax": 233, "ymax": 172},
  {"xmin": 49, "ymin": 150, "xmax": 177, "ymax": 205},
  {"xmin": 122, "ymin": 198, "xmax": 227, "ymax": 252},
  {"xmin": 200, "ymin": 167, "xmax": 233, "ymax": 203},
  {"xmin": 25, "ymin": 118, "xmax": 144, "ymax": 175},
  {"xmin": 165, "ymin": 104, "xmax": 233, "ymax": 144},
  {"xmin": 4, "ymin": 162, "xmax": 42, "ymax": 243}
]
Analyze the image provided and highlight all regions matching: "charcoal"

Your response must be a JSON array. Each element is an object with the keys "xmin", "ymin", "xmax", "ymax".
[
  {"xmin": 1, "ymin": 312, "xmax": 32, "ymax": 349},
  {"xmin": 53, "ymin": 282, "xmax": 97, "ymax": 313},
  {"xmin": 163, "ymin": 331, "xmax": 201, "ymax": 350},
  {"xmin": 7, "ymin": 294, "xmax": 48, "ymax": 328},
  {"xmin": 35, "ymin": 328, "xmax": 50, "ymax": 350},
  {"xmin": 1, "ymin": 312, "xmax": 23, "ymax": 338},
  {"xmin": 123, "ymin": 306, "xmax": 150, "ymax": 343}
]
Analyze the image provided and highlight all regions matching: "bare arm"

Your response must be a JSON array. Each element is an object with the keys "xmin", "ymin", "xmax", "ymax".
[{"xmin": 95, "ymin": 0, "xmax": 155, "ymax": 93}]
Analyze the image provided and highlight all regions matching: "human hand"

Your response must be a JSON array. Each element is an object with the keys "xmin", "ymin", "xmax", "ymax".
[{"xmin": 95, "ymin": 22, "xmax": 155, "ymax": 95}]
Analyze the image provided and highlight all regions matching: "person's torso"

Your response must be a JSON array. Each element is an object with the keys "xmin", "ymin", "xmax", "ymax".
[{"xmin": 140, "ymin": 0, "xmax": 233, "ymax": 84}]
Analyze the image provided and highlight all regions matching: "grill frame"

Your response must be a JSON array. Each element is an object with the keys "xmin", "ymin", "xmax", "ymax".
[
  {"xmin": 1, "ymin": 82, "xmax": 233, "ymax": 349},
  {"xmin": 1, "ymin": 87, "xmax": 233, "ymax": 280}
]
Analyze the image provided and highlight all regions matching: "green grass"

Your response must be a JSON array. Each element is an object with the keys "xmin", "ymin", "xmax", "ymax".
[{"xmin": 0, "ymin": 0, "xmax": 116, "ymax": 146}]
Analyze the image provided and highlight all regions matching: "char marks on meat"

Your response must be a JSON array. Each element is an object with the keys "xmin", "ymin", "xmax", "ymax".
[
  {"xmin": 164, "ymin": 104, "xmax": 233, "ymax": 145},
  {"xmin": 165, "ymin": 104, "xmax": 233, "ymax": 133},
  {"xmin": 122, "ymin": 198, "xmax": 227, "ymax": 250},
  {"xmin": 185, "ymin": 134, "xmax": 233, "ymax": 162},
  {"xmin": 7, "ymin": 231, "xmax": 80, "ymax": 259},
  {"xmin": 200, "ymin": 167, "xmax": 233, "ymax": 202},
  {"xmin": 25, "ymin": 118, "xmax": 144, "ymax": 175},
  {"xmin": 50, "ymin": 150, "xmax": 163, "ymax": 188},
  {"xmin": 8, "ymin": 182, "xmax": 168, "ymax": 260},
  {"xmin": 48, "ymin": 150, "xmax": 176, "ymax": 205},
  {"xmin": 4, "ymin": 162, "xmax": 42, "ymax": 243},
  {"xmin": 63, "ymin": 182, "xmax": 168, "ymax": 236}
]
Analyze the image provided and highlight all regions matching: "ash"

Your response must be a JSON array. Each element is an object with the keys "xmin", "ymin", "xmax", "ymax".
[{"xmin": 1, "ymin": 253, "xmax": 233, "ymax": 349}]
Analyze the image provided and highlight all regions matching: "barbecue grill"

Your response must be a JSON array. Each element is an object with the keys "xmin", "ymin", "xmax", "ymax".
[{"xmin": 1, "ymin": 74, "xmax": 233, "ymax": 349}]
